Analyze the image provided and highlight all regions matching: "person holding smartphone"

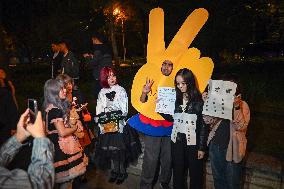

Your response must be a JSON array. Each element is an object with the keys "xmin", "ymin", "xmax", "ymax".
[
  {"xmin": 0, "ymin": 109, "xmax": 55, "ymax": 189},
  {"xmin": 43, "ymin": 79, "xmax": 87, "ymax": 189}
]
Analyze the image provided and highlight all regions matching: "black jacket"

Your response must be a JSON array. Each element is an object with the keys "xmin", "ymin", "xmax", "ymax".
[
  {"xmin": 175, "ymin": 100, "xmax": 208, "ymax": 151},
  {"xmin": 61, "ymin": 51, "xmax": 79, "ymax": 79},
  {"xmin": 160, "ymin": 100, "xmax": 208, "ymax": 151},
  {"xmin": 51, "ymin": 52, "xmax": 63, "ymax": 77},
  {"xmin": 85, "ymin": 44, "xmax": 112, "ymax": 80}
]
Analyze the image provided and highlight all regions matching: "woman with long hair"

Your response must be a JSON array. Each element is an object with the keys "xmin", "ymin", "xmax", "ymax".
[
  {"xmin": 171, "ymin": 68, "xmax": 208, "ymax": 189},
  {"xmin": 43, "ymin": 79, "xmax": 87, "ymax": 189}
]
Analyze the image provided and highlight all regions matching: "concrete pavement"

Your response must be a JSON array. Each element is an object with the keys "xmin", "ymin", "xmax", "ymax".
[{"xmin": 80, "ymin": 168, "xmax": 162, "ymax": 189}]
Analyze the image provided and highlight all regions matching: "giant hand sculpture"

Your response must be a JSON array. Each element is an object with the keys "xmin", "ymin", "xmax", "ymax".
[{"xmin": 131, "ymin": 8, "xmax": 214, "ymax": 120}]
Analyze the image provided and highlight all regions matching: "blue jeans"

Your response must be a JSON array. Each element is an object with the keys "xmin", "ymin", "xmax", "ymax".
[{"xmin": 209, "ymin": 143, "xmax": 243, "ymax": 189}]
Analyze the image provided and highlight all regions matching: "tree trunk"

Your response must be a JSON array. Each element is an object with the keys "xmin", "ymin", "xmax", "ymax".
[{"xmin": 109, "ymin": 21, "xmax": 119, "ymax": 66}]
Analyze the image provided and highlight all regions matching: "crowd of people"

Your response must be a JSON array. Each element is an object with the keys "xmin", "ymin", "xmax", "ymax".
[{"xmin": 0, "ymin": 33, "xmax": 251, "ymax": 189}]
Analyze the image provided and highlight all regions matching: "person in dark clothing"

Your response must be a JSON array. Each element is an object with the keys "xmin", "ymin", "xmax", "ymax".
[
  {"xmin": 0, "ymin": 109, "xmax": 55, "ymax": 189},
  {"xmin": 0, "ymin": 67, "xmax": 18, "ymax": 109},
  {"xmin": 203, "ymin": 75, "xmax": 250, "ymax": 189},
  {"xmin": 83, "ymin": 34, "xmax": 112, "ymax": 101},
  {"xmin": 59, "ymin": 41, "xmax": 80, "ymax": 86},
  {"xmin": 170, "ymin": 68, "xmax": 208, "ymax": 189},
  {"xmin": 51, "ymin": 42, "xmax": 63, "ymax": 78},
  {"xmin": 0, "ymin": 87, "xmax": 19, "ymax": 146}
]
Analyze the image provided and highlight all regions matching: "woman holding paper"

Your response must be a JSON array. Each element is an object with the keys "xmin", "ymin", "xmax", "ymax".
[
  {"xmin": 171, "ymin": 68, "xmax": 208, "ymax": 189},
  {"xmin": 203, "ymin": 75, "xmax": 250, "ymax": 189}
]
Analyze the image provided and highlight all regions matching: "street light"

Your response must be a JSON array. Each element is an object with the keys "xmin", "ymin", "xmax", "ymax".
[{"xmin": 113, "ymin": 7, "xmax": 126, "ymax": 61}]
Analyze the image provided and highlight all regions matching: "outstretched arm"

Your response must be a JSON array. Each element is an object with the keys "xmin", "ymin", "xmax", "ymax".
[
  {"xmin": 28, "ymin": 138, "xmax": 54, "ymax": 189},
  {"xmin": 0, "ymin": 109, "xmax": 31, "ymax": 166},
  {"xmin": 0, "ymin": 136, "xmax": 23, "ymax": 167},
  {"xmin": 0, "ymin": 137, "xmax": 54, "ymax": 189},
  {"xmin": 84, "ymin": 50, "xmax": 103, "ymax": 65},
  {"xmin": 0, "ymin": 111, "xmax": 55, "ymax": 189}
]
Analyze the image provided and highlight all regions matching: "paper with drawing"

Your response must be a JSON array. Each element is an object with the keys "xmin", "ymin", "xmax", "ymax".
[
  {"xmin": 202, "ymin": 80, "xmax": 237, "ymax": 120},
  {"xmin": 155, "ymin": 87, "xmax": 176, "ymax": 115}
]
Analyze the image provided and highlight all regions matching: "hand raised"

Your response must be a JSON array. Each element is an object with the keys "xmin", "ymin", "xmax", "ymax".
[
  {"xmin": 142, "ymin": 78, "xmax": 154, "ymax": 94},
  {"xmin": 197, "ymin": 151, "xmax": 205, "ymax": 159},
  {"xmin": 15, "ymin": 109, "xmax": 31, "ymax": 143},
  {"xmin": 131, "ymin": 8, "xmax": 214, "ymax": 120},
  {"xmin": 26, "ymin": 111, "xmax": 45, "ymax": 138}
]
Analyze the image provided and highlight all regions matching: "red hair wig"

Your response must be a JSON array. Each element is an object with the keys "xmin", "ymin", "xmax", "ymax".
[{"xmin": 99, "ymin": 67, "xmax": 118, "ymax": 88}]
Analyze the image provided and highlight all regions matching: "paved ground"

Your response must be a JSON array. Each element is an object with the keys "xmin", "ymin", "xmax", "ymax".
[
  {"xmin": 80, "ymin": 168, "xmax": 162, "ymax": 189},
  {"xmin": 80, "ymin": 135, "xmax": 163, "ymax": 189}
]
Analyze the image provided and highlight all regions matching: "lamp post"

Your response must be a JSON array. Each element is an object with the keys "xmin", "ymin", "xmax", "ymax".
[{"xmin": 113, "ymin": 7, "xmax": 126, "ymax": 61}]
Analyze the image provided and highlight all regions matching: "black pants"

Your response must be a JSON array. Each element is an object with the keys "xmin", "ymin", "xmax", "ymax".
[
  {"xmin": 113, "ymin": 159, "xmax": 126, "ymax": 174},
  {"xmin": 140, "ymin": 135, "xmax": 172, "ymax": 189},
  {"xmin": 172, "ymin": 136, "xmax": 204, "ymax": 189}
]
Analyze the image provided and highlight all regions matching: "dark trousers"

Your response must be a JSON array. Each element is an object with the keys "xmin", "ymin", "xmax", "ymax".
[
  {"xmin": 113, "ymin": 159, "xmax": 126, "ymax": 174},
  {"xmin": 209, "ymin": 143, "xmax": 243, "ymax": 189},
  {"xmin": 172, "ymin": 138, "xmax": 204, "ymax": 189},
  {"xmin": 140, "ymin": 135, "xmax": 172, "ymax": 189}
]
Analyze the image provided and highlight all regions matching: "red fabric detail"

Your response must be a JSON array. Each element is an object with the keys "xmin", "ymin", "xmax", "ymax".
[{"xmin": 139, "ymin": 114, "xmax": 172, "ymax": 127}]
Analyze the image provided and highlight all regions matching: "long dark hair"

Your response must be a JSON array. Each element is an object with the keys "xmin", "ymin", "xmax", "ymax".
[
  {"xmin": 174, "ymin": 68, "xmax": 202, "ymax": 107},
  {"xmin": 218, "ymin": 73, "xmax": 242, "ymax": 96}
]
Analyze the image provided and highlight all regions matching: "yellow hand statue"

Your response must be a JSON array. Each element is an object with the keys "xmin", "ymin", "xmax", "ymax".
[{"xmin": 131, "ymin": 8, "xmax": 214, "ymax": 120}]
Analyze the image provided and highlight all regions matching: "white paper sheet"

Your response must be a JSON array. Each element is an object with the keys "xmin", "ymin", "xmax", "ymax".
[
  {"xmin": 155, "ymin": 87, "xmax": 176, "ymax": 115},
  {"xmin": 171, "ymin": 113, "xmax": 197, "ymax": 145},
  {"xmin": 202, "ymin": 80, "xmax": 237, "ymax": 120}
]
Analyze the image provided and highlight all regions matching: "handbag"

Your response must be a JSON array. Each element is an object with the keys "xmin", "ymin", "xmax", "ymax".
[
  {"xmin": 82, "ymin": 111, "xmax": 92, "ymax": 122},
  {"xmin": 97, "ymin": 109, "xmax": 125, "ymax": 134},
  {"xmin": 102, "ymin": 121, "xmax": 119, "ymax": 133}
]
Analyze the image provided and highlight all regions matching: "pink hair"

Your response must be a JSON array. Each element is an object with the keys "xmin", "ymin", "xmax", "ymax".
[{"xmin": 99, "ymin": 67, "xmax": 118, "ymax": 88}]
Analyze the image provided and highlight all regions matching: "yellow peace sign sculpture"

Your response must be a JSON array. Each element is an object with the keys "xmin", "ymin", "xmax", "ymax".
[{"xmin": 131, "ymin": 8, "xmax": 214, "ymax": 120}]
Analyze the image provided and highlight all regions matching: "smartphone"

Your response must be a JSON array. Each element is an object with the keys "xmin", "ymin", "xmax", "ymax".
[{"xmin": 28, "ymin": 99, "xmax": 38, "ymax": 124}]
